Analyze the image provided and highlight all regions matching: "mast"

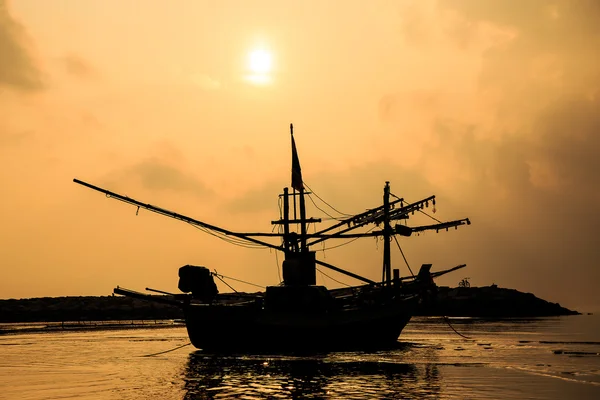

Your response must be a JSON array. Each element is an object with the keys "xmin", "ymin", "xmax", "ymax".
[
  {"xmin": 283, "ymin": 187, "xmax": 290, "ymax": 253},
  {"xmin": 290, "ymin": 123, "xmax": 308, "ymax": 252},
  {"xmin": 383, "ymin": 181, "xmax": 391, "ymax": 285},
  {"xmin": 299, "ymin": 188, "xmax": 307, "ymax": 252}
]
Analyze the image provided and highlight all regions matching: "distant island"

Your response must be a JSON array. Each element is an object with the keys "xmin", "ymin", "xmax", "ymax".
[{"xmin": 0, "ymin": 285, "xmax": 578, "ymax": 326}]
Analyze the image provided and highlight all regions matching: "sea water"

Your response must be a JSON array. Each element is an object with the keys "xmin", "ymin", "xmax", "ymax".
[{"xmin": 1, "ymin": 315, "xmax": 599, "ymax": 399}]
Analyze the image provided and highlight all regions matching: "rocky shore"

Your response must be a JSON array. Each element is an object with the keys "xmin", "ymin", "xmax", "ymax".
[
  {"xmin": 420, "ymin": 285, "xmax": 579, "ymax": 317},
  {"xmin": 0, "ymin": 295, "xmax": 184, "ymax": 323},
  {"xmin": 0, "ymin": 285, "xmax": 578, "ymax": 326}
]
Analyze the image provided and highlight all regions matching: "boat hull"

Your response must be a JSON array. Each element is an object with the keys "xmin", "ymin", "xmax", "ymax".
[{"xmin": 183, "ymin": 297, "xmax": 418, "ymax": 352}]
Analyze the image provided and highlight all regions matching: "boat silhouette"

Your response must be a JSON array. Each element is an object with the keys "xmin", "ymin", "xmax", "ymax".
[{"xmin": 74, "ymin": 123, "xmax": 470, "ymax": 351}]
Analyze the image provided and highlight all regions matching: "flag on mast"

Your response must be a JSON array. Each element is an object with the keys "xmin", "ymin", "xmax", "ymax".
[{"xmin": 290, "ymin": 123, "xmax": 304, "ymax": 191}]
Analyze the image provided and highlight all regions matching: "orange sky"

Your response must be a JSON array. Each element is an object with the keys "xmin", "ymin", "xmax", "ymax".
[{"xmin": 1, "ymin": 0, "xmax": 599, "ymax": 312}]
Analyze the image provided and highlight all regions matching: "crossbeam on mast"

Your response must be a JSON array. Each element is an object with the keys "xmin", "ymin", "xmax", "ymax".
[{"xmin": 410, "ymin": 218, "xmax": 471, "ymax": 233}]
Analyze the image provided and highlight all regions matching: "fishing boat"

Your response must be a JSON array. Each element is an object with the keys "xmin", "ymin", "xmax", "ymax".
[{"xmin": 74, "ymin": 124, "xmax": 470, "ymax": 351}]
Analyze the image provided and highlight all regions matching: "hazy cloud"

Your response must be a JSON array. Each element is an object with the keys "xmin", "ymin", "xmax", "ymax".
[
  {"xmin": 62, "ymin": 54, "xmax": 94, "ymax": 78},
  {"xmin": 0, "ymin": 0, "xmax": 43, "ymax": 91},
  {"xmin": 375, "ymin": 1, "xmax": 600, "ymax": 309},
  {"xmin": 533, "ymin": 97, "xmax": 600, "ymax": 194},
  {"xmin": 226, "ymin": 181, "xmax": 283, "ymax": 214},
  {"xmin": 104, "ymin": 158, "xmax": 212, "ymax": 199},
  {"xmin": 433, "ymin": 0, "xmax": 600, "ymax": 197},
  {"xmin": 445, "ymin": 0, "xmax": 600, "ymax": 100},
  {"xmin": 130, "ymin": 159, "xmax": 211, "ymax": 197},
  {"xmin": 225, "ymin": 161, "xmax": 441, "ymax": 217}
]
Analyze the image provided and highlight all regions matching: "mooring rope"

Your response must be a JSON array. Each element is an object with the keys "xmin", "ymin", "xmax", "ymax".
[
  {"xmin": 141, "ymin": 342, "xmax": 191, "ymax": 357},
  {"xmin": 443, "ymin": 316, "xmax": 473, "ymax": 340}
]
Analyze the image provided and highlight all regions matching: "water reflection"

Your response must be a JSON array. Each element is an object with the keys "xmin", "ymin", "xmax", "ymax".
[{"xmin": 182, "ymin": 350, "xmax": 441, "ymax": 399}]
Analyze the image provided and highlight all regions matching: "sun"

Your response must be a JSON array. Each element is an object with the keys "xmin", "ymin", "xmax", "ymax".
[
  {"xmin": 245, "ymin": 48, "xmax": 274, "ymax": 85},
  {"xmin": 248, "ymin": 49, "xmax": 272, "ymax": 74}
]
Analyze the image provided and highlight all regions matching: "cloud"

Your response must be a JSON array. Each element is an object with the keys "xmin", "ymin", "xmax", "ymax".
[
  {"xmin": 224, "ymin": 161, "xmax": 440, "ymax": 218},
  {"xmin": 62, "ymin": 54, "xmax": 94, "ymax": 79},
  {"xmin": 102, "ymin": 158, "xmax": 212, "ymax": 200},
  {"xmin": 129, "ymin": 159, "xmax": 211, "ymax": 197},
  {"xmin": 226, "ymin": 181, "xmax": 283, "ymax": 214},
  {"xmin": 532, "ymin": 97, "xmax": 600, "ymax": 194},
  {"xmin": 445, "ymin": 0, "xmax": 600, "ymax": 99},
  {"xmin": 0, "ymin": 0, "xmax": 43, "ymax": 91},
  {"xmin": 429, "ymin": 1, "xmax": 600, "ymax": 199},
  {"xmin": 376, "ymin": 0, "xmax": 600, "ymax": 309}
]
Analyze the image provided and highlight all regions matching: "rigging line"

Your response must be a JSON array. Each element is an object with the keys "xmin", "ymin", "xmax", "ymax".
[
  {"xmin": 306, "ymin": 192, "xmax": 337, "ymax": 219},
  {"xmin": 189, "ymin": 224, "xmax": 266, "ymax": 249},
  {"xmin": 390, "ymin": 192, "xmax": 402, "ymax": 201},
  {"xmin": 213, "ymin": 270, "xmax": 238, "ymax": 293},
  {"xmin": 321, "ymin": 228, "xmax": 326, "ymax": 257},
  {"xmin": 303, "ymin": 181, "xmax": 352, "ymax": 217},
  {"xmin": 277, "ymin": 195, "xmax": 283, "ymax": 225},
  {"xmin": 272, "ymin": 197, "xmax": 282, "ymax": 233},
  {"xmin": 317, "ymin": 268, "xmax": 325, "ymax": 286},
  {"xmin": 316, "ymin": 268, "xmax": 351, "ymax": 287},
  {"xmin": 212, "ymin": 272, "xmax": 265, "ymax": 289},
  {"xmin": 320, "ymin": 226, "xmax": 377, "ymax": 251},
  {"xmin": 141, "ymin": 342, "xmax": 191, "ymax": 357},
  {"xmin": 274, "ymin": 247, "xmax": 282, "ymax": 283},
  {"xmin": 443, "ymin": 316, "xmax": 473, "ymax": 340},
  {"xmin": 273, "ymin": 224, "xmax": 284, "ymax": 284},
  {"xmin": 275, "ymin": 223, "xmax": 283, "ymax": 282},
  {"xmin": 419, "ymin": 209, "xmax": 442, "ymax": 223},
  {"xmin": 204, "ymin": 233, "xmax": 265, "ymax": 248},
  {"xmin": 273, "ymin": 221, "xmax": 283, "ymax": 283},
  {"xmin": 198, "ymin": 225, "xmax": 265, "ymax": 246},
  {"xmin": 393, "ymin": 235, "xmax": 415, "ymax": 277},
  {"xmin": 184, "ymin": 220, "xmax": 269, "ymax": 249}
]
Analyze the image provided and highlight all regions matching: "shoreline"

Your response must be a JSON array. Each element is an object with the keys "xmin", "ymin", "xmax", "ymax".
[{"xmin": 0, "ymin": 319, "xmax": 185, "ymax": 336}]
